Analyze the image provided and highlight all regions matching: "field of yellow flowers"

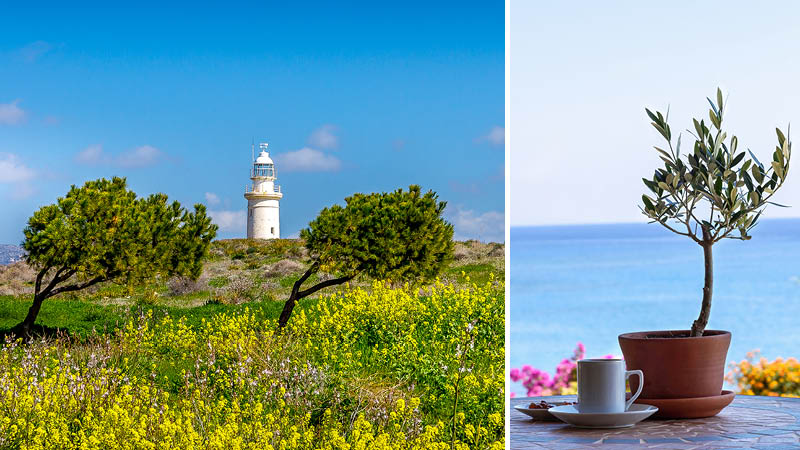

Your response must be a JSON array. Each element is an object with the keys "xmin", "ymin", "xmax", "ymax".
[{"xmin": 0, "ymin": 278, "xmax": 504, "ymax": 450}]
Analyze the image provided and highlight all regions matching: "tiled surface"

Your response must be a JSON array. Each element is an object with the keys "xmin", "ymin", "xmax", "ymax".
[{"xmin": 511, "ymin": 395, "xmax": 800, "ymax": 449}]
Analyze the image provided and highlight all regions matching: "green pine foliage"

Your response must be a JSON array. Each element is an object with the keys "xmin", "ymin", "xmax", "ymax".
[
  {"xmin": 303, "ymin": 184, "xmax": 454, "ymax": 282},
  {"xmin": 278, "ymin": 185, "xmax": 454, "ymax": 328},
  {"xmin": 19, "ymin": 177, "xmax": 217, "ymax": 335}
]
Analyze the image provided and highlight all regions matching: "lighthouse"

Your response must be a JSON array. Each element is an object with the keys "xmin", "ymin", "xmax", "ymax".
[{"xmin": 245, "ymin": 143, "xmax": 283, "ymax": 239}]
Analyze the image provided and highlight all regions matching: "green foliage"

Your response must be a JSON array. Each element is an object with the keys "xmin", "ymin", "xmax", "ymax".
[
  {"xmin": 641, "ymin": 88, "xmax": 791, "ymax": 243},
  {"xmin": 20, "ymin": 177, "xmax": 217, "ymax": 330},
  {"xmin": 301, "ymin": 185, "xmax": 454, "ymax": 283}
]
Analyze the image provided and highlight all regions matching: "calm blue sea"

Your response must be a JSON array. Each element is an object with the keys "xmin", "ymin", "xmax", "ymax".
[{"xmin": 510, "ymin": 218, "xmax": 800, "ymax": 396}]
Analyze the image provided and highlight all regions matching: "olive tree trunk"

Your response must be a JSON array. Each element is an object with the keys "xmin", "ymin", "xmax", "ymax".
[{"xmin": 690, "ymin": 228, "xmax": 714, "ymax": 337}]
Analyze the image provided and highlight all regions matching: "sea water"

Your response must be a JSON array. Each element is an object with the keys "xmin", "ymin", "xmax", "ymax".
[{"xmin": 510, "ymin": 218, "xmax": 800, "ymax": 396}]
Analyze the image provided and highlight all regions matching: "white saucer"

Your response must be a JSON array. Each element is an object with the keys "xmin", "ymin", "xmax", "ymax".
[{"xmin": 548, "ymin": 403, "xmax": 658, "ymax": 428}]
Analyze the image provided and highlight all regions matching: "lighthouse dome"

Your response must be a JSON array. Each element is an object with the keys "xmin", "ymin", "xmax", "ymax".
[{"xmin": 255, "ymin": 150, "xmax": 274, "ymax": 164}]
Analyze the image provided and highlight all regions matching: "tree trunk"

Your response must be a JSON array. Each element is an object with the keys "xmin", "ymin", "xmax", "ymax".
[
  {"xmin": 20, "ymin": 293, "xmax": 45, "ymax": 337},
  {"xmin": 277, "ymin": 264, "xmax": 317, "ymax": 329},
  {"xmin": 17, "ymin": 268, "xmax": 49, "ymax": 338},
  {"xmin": 691, "ymin": 229, "xmax": 714, "ymax": 337},
  {"xmin": 277, "ymin": 291, "xmax": 299, "ymax": 329}
]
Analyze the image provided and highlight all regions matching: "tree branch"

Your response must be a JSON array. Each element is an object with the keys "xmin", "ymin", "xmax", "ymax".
[
  {"xmin": 48, "ymin": 276, "xmax": 106, "ymax": 298},
  {"xmin": 34, "ymin": 268, "xmax": 49, "ymax": 297},
  {"xmin": 658, "ymin": 219, "xmax": 694, "ymax": 240},
  {"xmin": 675, "ymin": 190, "xmax": 700, "ymax": 242},
  {"xmin": 296, "ymin": 274, "xmax": 356, "ymax": 300},
  {"xmin": 39, "ymin": 267, "xmax": 76, "ymax": 299},
  {"xmin": 290, "ymin": 262, "xmax": 319, "ymax": 299}
]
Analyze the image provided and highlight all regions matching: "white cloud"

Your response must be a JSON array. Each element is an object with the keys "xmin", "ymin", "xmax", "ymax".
[
  {"xmin": 307, "ymin": 124, "xmax": 339, "ymax": 150},
  {"xmin": 75, "ymin": 145, "xmax": 164, "ymax": 168},
  {"xmin": 19, "ymin": 41, "xmax": 53, "ymax": 62},
  {"xmin": 117, "ymin": 145, "xmax": 162, "ymax": 168},
  {"xmin": 208, "ymin": 209, "xmax": 246, "ymax": 232},
  {"xmin": 446, "ymin": 206, "xmax": 505, "ymax": 243},
  {"xmin": 205, "ymin": 192, "xmax": 221, "ymax": 205},
  {"xmin": 476, "ymin": 126, "xmax": 505, "ymax": 147},
  {"xmin": 75, "ymin": 144, "xmax": 111, "ymax": 165},
  {"xmin": 274, "ymin": 147, "xmax": 342, "ymax": 172},
  {"xmin": 0, "ymin": 153, "xmax": 35, "ymax": 183},
  {"xmin": 0, "ymin": 153, "xmax": 36, "ymax": 200},
  {"xmin": 0, "ymin": 101, "xmax": 26, "ymax": 125}
]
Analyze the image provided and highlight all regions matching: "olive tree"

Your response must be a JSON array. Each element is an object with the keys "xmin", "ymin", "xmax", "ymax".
[
  {"xmin": 19, "ymin": 177, "xmax": 217, "ymax": 336},
  {"xmin": 641, "ymin": 89, "xmax": 791, "ymax": 337},
  {"xmin": 277, "ymin": 185, "xmax": 454, "ymax": 329}
]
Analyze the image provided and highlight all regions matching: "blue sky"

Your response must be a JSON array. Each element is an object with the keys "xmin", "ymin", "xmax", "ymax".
[
  {"xmin": 0, "ymin": 2, "xmax": 504, "ymax": 244},
  {"xmin": 512, "ymin": 1, "xmax": 800, "ymax": 226}
]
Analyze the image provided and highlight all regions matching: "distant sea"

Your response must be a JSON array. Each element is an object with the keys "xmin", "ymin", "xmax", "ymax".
[{"xmin": 510, "ymin": 218, "xmax": 800, "ymax": 397}]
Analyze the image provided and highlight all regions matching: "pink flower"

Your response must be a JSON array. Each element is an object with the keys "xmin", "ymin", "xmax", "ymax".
[{"xmin": 510, "ymin": 342, "xmax": 597, "ymax": 397}]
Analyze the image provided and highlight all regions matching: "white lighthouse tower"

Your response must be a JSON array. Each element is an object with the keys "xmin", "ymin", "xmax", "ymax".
[{"xmin": 245, "ymin": 143, "xmax": 282, "ymax": 239}]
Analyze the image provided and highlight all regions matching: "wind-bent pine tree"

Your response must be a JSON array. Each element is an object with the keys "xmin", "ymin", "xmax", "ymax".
[
  {"xmin": 19, "ymin": 177, "xmax": 217, "ymax": 337},
  {"xmin": 640, "ymin": 88, "xmax": 791, "ymax": 337},
  {"xmin": 276, "ymin": 185, "xmax": 454, "ymax": 329}
]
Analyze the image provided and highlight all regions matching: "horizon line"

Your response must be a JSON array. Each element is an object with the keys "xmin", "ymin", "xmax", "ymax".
[{"xmin": 511, "ymin": 216, "xmax": 800, "ymax": 229}]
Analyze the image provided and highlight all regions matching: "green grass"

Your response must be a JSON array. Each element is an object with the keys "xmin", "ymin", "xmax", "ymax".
[
  {"xmin": 0, "ymin": 295, "xmax": 126, "ymax": 338},
  {"xmin": 445, "ymin": 263, "xmax": 503, "ymax": 285},
  {"xmin": 0, "ymin": 294, "xmax": 318, "ymax": 341}
]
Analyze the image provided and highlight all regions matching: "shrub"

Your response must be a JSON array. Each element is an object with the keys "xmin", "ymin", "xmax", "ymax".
[
  {"xmin": 167, "ymin": 276, "xmax": 203, "ymax": 296},
  {"xmin": 207, "ymin": 276, "xmax": 230, "ymax": 288},
  {"xmin": 726, "ymin": 351, "xmax": 800, "ymax": 397},
  {"xmin": 264, "ymin": 259, "xmax": 305, "ymax": 278},
  {"xmin": 220, "ymin": 276, "xmax": 255, "ymax": 304}
]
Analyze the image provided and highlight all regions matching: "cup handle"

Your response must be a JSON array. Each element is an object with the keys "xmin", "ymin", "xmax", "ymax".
[{"xmin": 625, "ymin": 369, "xmax": 644, "ymax": 411}]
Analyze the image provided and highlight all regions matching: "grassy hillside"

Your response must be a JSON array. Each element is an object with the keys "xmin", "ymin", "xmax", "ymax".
[{"xmin": 0, "ymin": 238, "xmax": 503, "ymax": 335}]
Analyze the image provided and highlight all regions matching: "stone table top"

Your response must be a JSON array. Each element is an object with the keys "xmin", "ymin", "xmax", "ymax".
[{"xmin": 511, "ymin": 395, "xmax": 800, "ymax": 449}]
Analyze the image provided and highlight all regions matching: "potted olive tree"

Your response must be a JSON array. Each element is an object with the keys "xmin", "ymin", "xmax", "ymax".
[{"xmin": 618, "ymin": 89, "xmax": 791, "ymax": 418}]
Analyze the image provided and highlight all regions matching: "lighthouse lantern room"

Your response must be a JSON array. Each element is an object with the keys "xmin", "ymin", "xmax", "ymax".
[{"xmin": 245, "ymin": 143, "xmax": 283, "ymax": 239}]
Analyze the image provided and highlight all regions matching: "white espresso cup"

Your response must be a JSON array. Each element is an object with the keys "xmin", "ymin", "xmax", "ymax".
[{"xmin": 576, "ymin": 359, "xmax": 643, "ymax": 413}]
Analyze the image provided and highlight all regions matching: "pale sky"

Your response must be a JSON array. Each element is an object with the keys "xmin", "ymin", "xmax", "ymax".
[{"xmin": 511, "ymin": 1, "xmax": 800, "ymax": 226}]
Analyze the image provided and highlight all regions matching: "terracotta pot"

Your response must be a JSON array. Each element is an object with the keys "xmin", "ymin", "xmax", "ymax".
[{"xmin": 618, "ymin": 330, "xmax": 731, "ymax": 399}]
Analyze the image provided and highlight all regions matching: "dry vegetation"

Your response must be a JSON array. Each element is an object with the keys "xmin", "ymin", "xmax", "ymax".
[{"xmin": 0, "ymin": 239, "xmax": 504, "ymax": 308}]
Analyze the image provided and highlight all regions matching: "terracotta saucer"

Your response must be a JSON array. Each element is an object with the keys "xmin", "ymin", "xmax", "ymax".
[{"xmin": 627, "ymin": 390, "xmax": 735, "ymax": 419}]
